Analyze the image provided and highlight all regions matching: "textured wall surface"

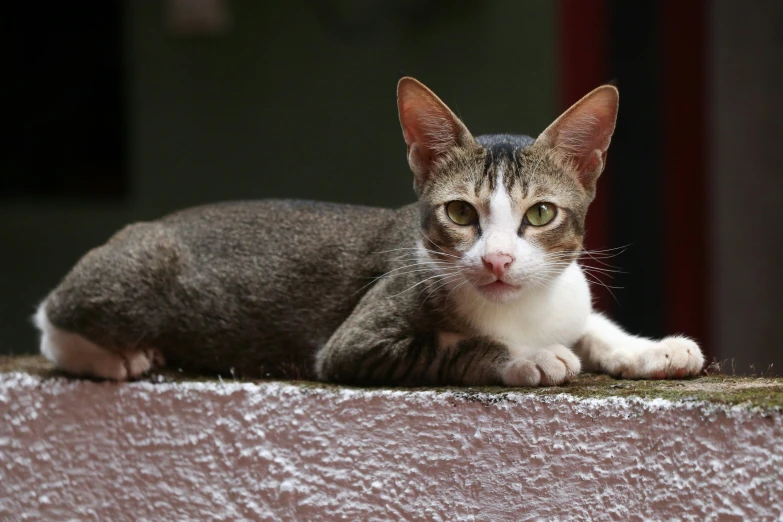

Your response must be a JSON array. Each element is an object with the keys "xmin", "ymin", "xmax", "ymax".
[{"xmin": 1, "ymin": 374, "xmax": 781, "ymax": 521}]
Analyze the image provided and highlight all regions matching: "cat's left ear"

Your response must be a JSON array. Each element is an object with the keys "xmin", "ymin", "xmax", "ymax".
[
  {"xmin": 398, "ymin": 77, "xmax": 477, "ymax": 192},
  {"xmin": 535, "ymin": 85, "xmax": 619, "ymax": 195}
]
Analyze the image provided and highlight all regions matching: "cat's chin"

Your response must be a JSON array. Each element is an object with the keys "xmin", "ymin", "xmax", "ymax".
[{"xmin": 476, "ymin": 280, "xmax": 522, "ymax": 302}]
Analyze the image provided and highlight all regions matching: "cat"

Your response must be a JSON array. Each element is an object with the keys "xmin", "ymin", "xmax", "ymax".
[{"xmin": 33, "ymin": 77, "xmax": 704, "ymax": 386}]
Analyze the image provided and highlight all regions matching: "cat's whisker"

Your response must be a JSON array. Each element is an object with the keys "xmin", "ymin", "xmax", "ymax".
[
  {"xmin": 444, "ymin": 278, "xmax": 472, "ymax": 304},
  {"xmin": 423, "ymin": 250, "xmax": 461, "ymax": 260},
  {"xmin": 580, "ymin": 246, "xmax": 630, "ymax": 258},
  {"xmin": 427, "ymin": 271, "xmax": 468, "ymax": 294},
  {"xmin": 542, "ymin": 245, "xmax": 629, "ymax": 265},
  {"xmin": 391, "ymin": 271, "xmax": 463, "ymax": 297},
  {"xmin": 525, "ymin": 274, "xmax": 551, "ymax": 291},
  {"xmin": 536, "ymin": 255, "xmax": 626, "ymax": 283},
  {"xmin": 380, "ymin": 247, "xmax": 460, "ymax": 260},
  {"xmin": 580, "ymin": 261, "xmax": 624, "ymax": 272},
  {"xmin": 587, "ymin": 283, "xmax": 621, "ymax": 305},
  {"xmin": 579, "ymin": 265, "xmax": 626, "ymax": 275},
  {"xmin": 579, "ymin": 246, "xmax": 630, "ymax": 269},
  {"xmin": 363, "ymin": 261, "xmax": 454, "ymax": 281},
  {"xmin": 372, "ymin": 246, "xmax": 438, "ymax": 255},
  {"xmin": 582, "ymin": 244, "xmax": 631, "ymax": 254},
  {"xmin": 578, "ymin": 250, "xmax": 628, "ymax": 259},
  {"xmin": 580, "ymin": 266, "xmax": 624, "ymax": 280},
  {"xmin": 385, "ymin": 256, "xmax": 456, "ymax": 269},
  {"xmin": 372, "ymin": 247, "xmax": 422, "ymax": 255},
  {"xmin": 418, "ymin": 229, "xmax": 461, "ymax": 259},
  {"xmin": 420, "ymin": 272, "xmax": 468, "ymax": 304},
  {"xmin": 579, "ymin": 270, "xmax": 625, "ymax": 301},
  {"xmin": 352, "ymin": 262, "xmax": 460, "ymax": 295},
  {"xmin": 389, "ymin": 252, "xmax": 457, "ymax": 264}
]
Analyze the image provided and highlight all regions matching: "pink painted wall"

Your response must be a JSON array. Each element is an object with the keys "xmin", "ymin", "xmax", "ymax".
[{"xmin": 2, "ymin": 374, "xmax": 781, "ymax": 520}]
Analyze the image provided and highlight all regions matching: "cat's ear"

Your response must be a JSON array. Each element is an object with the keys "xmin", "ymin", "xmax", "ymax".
[
  {"xmin": 535, "ymin": 85, "xmax": 619, "ymax": 194},
  {"xmin": 398, "ymin": 77, "xmax": 476, "ymax": 191}
]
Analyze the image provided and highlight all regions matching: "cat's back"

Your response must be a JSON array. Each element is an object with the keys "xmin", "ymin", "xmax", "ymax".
[
  {"xmin": 164, "ymin": 199, "xmax": 394, "ymax": 224},
  {"xmin": 158, "ymin": 197, "xmax": 398, "ymax": 283},
  {"xmin": 41, "ymin": 199, "xmax": 413, "ymax": 377},
  {"xmin": 162, "ymin": 199, "xmax": 396, "ymax": 253}
]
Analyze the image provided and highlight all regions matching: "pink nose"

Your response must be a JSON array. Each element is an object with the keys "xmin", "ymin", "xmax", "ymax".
[{"xmin": 482, "ymin": 253, "xmax": 514, "ymax": 277}]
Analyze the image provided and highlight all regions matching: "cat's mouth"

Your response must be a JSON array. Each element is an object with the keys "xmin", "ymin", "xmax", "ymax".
[{"xmin": 477, "ymin": 279, "xmax": 521, "ymax": 299}]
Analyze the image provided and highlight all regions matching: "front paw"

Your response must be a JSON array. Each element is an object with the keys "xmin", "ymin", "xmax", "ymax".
[
  {"xmin": 613, "ymin": 336, "xmax": 704, "ymax": 379},
  {"xmin": 502, "ymin": 345, "xmax": 581, "ymax": 387}
]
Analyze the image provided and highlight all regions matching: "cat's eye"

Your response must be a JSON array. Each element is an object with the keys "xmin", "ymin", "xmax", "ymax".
[
  {"xmin": 524, "ymin": 203, "xmax": 557, "ymax": 227},
  {"xmin": 446, "ymin": 201, "xmax": 478, "ymax": 226}
]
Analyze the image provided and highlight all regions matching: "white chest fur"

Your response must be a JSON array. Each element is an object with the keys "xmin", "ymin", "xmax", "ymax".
[{"xmin": 449, "ymin": 262, "xmax": 592, "ymax": 355}]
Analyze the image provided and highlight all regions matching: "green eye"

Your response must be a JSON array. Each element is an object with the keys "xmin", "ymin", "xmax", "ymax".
[
  {"xmin": 525, "ymin": 203, "xmax": 557, "ymax": 227},
  {"xmin": 446, "ymin": 201, "xmax": 478, "ymax": 226}
]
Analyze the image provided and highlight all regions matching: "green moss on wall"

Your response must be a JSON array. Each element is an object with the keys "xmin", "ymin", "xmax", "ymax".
[{"xmin": 3, "ymin": 355, "xmax": 781, "ymax": 411}]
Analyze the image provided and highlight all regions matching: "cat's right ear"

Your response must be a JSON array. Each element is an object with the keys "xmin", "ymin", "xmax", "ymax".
[{"xmin": 397, "ymin": 77, "xmax": 476, "ymax": 192}]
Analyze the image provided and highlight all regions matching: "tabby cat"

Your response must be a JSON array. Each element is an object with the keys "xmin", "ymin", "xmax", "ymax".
[{"xmin": 35, "ymin": 77, "xmax": 704, "ymax": 386}]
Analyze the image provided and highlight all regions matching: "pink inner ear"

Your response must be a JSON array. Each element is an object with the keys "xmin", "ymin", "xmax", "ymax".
[
  {"xmin": 399, "ymin": 101, "xmax": 438, "ymax": 176},
  {"xmin": 558, "ymin": 104, "xmax": 614, "ymax": 159},
  {"xmin": 546, "ymin": 88, "xmax": 618, "ymax": 185},
  {"xmin": 400, "ymin": 100, "xmax": 460, "ymax": 156},
  {"xmin": 398, "ymin": 80, "xmax": 473, "ymax": 180}
]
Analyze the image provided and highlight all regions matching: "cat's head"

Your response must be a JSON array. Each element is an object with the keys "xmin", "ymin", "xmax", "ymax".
[{"xmin": 398, "ymin": 77, "xmax": 618, "ymax": 303}]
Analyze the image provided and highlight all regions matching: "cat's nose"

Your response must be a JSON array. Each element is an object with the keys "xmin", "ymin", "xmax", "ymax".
[{"xmin": 482, "ymin": 253, "xmax": 514, "ymax": 277}]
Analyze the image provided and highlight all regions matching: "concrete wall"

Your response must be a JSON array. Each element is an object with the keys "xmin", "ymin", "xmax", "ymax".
[{"xmin": 2, "ymin": 374, "xmax": 781, "ymax": 520}]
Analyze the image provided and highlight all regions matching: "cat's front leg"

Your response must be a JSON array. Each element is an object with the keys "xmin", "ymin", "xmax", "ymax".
[
  {"xmin": 439, "ymin": 335, "xmax": 581, "ymax": 387},
  {"xmin": 573, "ymin": 313, "xmax": 705, "ymax": 379},
  {"xmin": 315, "ymin": 280, "xmax": 514, "ymax": 386}
]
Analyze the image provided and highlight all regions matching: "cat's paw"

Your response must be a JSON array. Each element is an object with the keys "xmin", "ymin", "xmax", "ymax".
[
  {"xmin": 612, "ymin": 336, "xmax": 704, "ymax": 379},
  {"xmin": 502, "ymin": 345, "xmax": 581, "ymax": 387},
  {"xmin": 122, "ymin": 351, "xmax": 153, "ymax": 379}
]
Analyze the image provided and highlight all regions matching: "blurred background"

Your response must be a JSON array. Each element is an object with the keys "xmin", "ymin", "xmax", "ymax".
[{"xmin": 2, "ymin": 0, "xmax": 781, "ymax": 373}]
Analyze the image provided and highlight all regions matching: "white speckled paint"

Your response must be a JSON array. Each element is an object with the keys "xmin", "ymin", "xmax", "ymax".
[{"xmin": 1, "ymin": 374, "xmax": 781, "ymax": 521}]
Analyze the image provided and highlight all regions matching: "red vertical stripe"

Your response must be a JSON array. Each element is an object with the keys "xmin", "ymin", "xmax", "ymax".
[
  {"xmin": 661, "ymin": 0, "xmax": 711, "ymax": 357},
  {"xmin": 558, "ymin": 0, "xmax": 613, "ymax": 315}
]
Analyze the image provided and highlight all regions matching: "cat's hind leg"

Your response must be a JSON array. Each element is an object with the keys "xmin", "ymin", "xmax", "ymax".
[
  {"xmin": 34, "ymin": 302, "xmax": 153, "ymax": 381},
  {"xmin": 573, "ymin": 312, "xmax": 704, "ymax": 379}
]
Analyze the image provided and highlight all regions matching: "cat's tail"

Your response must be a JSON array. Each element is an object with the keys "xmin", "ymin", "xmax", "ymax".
[{"xmin": 34, "ymin": 301, "xmax": 153, "ymax": 381}]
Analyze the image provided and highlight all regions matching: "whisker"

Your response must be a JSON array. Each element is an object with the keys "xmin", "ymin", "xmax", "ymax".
[
  {"xmin": 580, "ymin": 246, "xmax": 629, "ymax": 269},
  {"xmin": 352, "ymin": 262, "xmax": 459, "ymax": 295},
  {"xmin": 444, "ymin": 278, "xmax": 472, "ymax": 302},
  {"xmin": 374, "ymin": 246, "xmax": 461, "ymax": 263},
  {"xmin": 582, "ymin": 244, "xmax": 631, "ymax": 254},
  {"xmin": 372, "ymin": 247, "xmax": 423, "ymax": 255},
  {"xmin": 390, "ymin": 251, "xmax": 458, "ymax": 263},
  {"xmin": 419, "ymin": 229, "xmax": 461, "ymax": 259},
  {"xmin": 579, "ymin": 265, "xmax": 626, "ymax": 275},
  {"xmin": 391, "ymin": 271, "xmax": 459, "ymax": 297},
  {"xmin": 425, "ymin": 271, "xmax": 466, "ymax": 295},
  {"xmin": 420, "ymin": 272, "xmax": 467, "ymax": 304}
]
